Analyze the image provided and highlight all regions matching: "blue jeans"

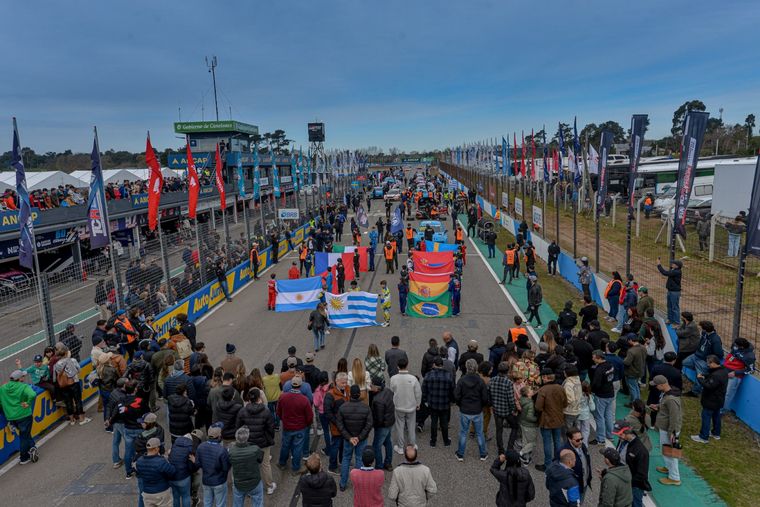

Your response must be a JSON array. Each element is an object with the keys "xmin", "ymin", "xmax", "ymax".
[
  {"xmin": 11, "ymin": 416, "xmax": 34, "ymax": 462},
  {"xmin": 312, "ymin": 328, "xmax": 325, "ymax": 350},
  {"xmin": 233, "ymin": 481, "xmax": 263, "ymax": 507},
  {"xmin": 666, "ymin": 290, "xmax": 680, "ymax": 324},
  {"xmin": 124, "ymin": 427, "xmax": 143, "ymax": 475},
  {"xmin": 112, "ymin": 422, "xmax": 125, "ymax": 464},
  {"xmin": 457, "ymin": 413, "xmax": 486, "ymax": 458},
  {"xmin": 368, "ymin": 248, "xmax": 375, "ymax": 271},
  {"xmin": 682, "ymin": 355, "xmax": 709, "ymax": 393},
  {"xmin": 594, "ymin": 396, "xmax": 615, "ymax": 441},
  {"xmin": 170, "ymin": 476, "xmax": 191, "ymax": 507},
  {"xmin": 723, "ymin": 375, "xmax": 742, "ymax": 413},
  {"xmin": 219, "ymin": 279, "xmax": 232, "ymax": 301},
  {"xmin": 302, "ymin": 427, "xmax": 310, "ymax": 456},
  {"xmin": 100, "ymin": 388, "xmax": 112, "ymax": 421},
  {"xmin": 268, "ymin": 401, "xmax": 280, "ymax": 428},
  {"xmin": 728, "ymin": 233, "xmax": 741, "ymax": 257},
  {"xmin": 699, "ymin": 408, "xmax": 721, "ymax": 439},
  {"xmin": 340, "ymin": 438, "xmax": 368, "ymax": 488},
  {"xmin": 319, "ymin": 413, "xmax": 332, "ymax": 450},
  {"xmin": 278, "ymin": 429, "xmax": 305, "ymax": 471},
  {"xmin": 616, "ymin": 305, "xmax": 627, "ymax": 329},
  {"xmin": 203, "ymin": 483, "xmax": 227, "ymax": 507},
  {"xmin": 328, "ymin": 435, "xmax": 344, "ymax": 470},
  {"xmin": 540, "ymin": 427, "xmax": 562, "ymax": 467},
  {"xmin": 632, "ymin": 487, "xmax": 644, "ymax": 507},
  {"xmin": 487, "ymin": 244, "xmax": 495, "ymax": 257},
  {"xmin": 372, "ymin": 426, "xmax": 393, "ymax": 468},
  {"xmin": 626, "ymin": 376, "xmax": 641, "ymax": 401},
  {"xmin": 607, "ymin": 297, "xmax": 619, "ymax": 320}
]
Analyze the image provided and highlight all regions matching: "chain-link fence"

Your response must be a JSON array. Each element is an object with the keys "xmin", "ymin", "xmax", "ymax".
[{"xmin": 441, "ymin": 161, "xmax": 760, "ymax": 351}]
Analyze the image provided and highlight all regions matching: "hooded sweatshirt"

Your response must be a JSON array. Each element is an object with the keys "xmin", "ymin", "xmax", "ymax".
[
  {"xmin": 598, "ymin": 465, "xmax": 633, "ymax": 507},
  {"xmin": 562, "ymin": 376, "xmax": 582, "ymax": 416},
  {"xmin": 0, "ymin": 381, "xmax": 36, "ymax": 421}
]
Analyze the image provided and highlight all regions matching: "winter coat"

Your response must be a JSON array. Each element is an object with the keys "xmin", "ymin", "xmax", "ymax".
[
  {"xmin": 135, "ymin": 454, "xmax": 175, "ymax": 494},
  {"xmin": 563, "ymin": 376, "xmax": 582, "ymax": 416},
  {"xmin": 235, "ymin": 402, "xmax": 275, "ymax": 448},
  {"xmin": 698, "ymin": 365, "xmax": 729, "ymax": 411},
  {"xmin": 617, "ymin": 436, "xmax": 651, "ymax": 492},
  {"xmin": 458, "ymin": 351, "xmax": 484, "ymax": 376},
  {"xmin": 336, "ymin": 398, "xmax": 373, "ymax": 441},
  {"xmin": 545, "ymin": 462, "xmax": 580, "ymax": 507},
  {"xmin": 454, "ymin": 373, "xmax": 489, "ymax": 415},
  {"xmin": 388, "ymin": 462, "xmax": 438, "ymax": 507},
  {"xmin": 558, "ymin": 310, "xmax": 578, "ymax": 331},
  {"xmin": 535, "ymin": 383, "xmax": 567, "ymax": 429},
  {"xmin": 623, "ymin": 345, "xmax": 647, "ymax": 379},
  {"xmin": 370, "ymin": 387, "xmax": 395, "ymax": 428},
  {"xmin": 167, "ymin": 394, "xmax": 195, "ymax": 437},
  {"xmin": 675, "ymin": 322, "xmax": 700, "ymax": 355},
  {"xmin": 654, "ymin": 388, "xmax": 682, "ymax": 435},
  {"xmin": 490, "ymin": 460, "xmax": 535, "ymax": 507},
  {"xmin": 528, "ymin": 283, "xmax": 543, "ymax": 306},
  {"xmin": 657, "ymin": 264, "xmax": 682, "ymax": 292},
  {"xmin": 488, "ymin": 345, "xmax": 508, "ymax": 374},
  {"xmin": 695, "ymin": 331, "xmax": 724, "ymax": 361},
  {"xmin": 518, "ymin": 396, "xmax": 538, "ymax": 427},
  {"xmin": 168, "ymin": 435, "xmax": 199, "ymax": 480},
  {"xmin": 324, "ymin": 386, "xmax": 350, "ymax": 437},
  {"xmin": 163, "ymin": 371, "xmax": 195, "ymax": 400},
  {"xmin": 598, "ymin": 465, "xmax": 633, "ymax": 507},
  {"xmin": 228, "ymin": 442, "xmax": 263, "ymax": 492},
  {"xmin": 195, "ymin": 439, "xmax": 230, "ymax": 487},
  {"xmin": 213, "ymin": 397, "xmax": 243, "ymax": 440},
  {"xmin": 299, "ymin": 471, "xmax": 337, "ymax": 506}
]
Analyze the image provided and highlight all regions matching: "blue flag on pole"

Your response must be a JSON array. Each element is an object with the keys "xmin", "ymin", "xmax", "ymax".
[
  {"xmin": 236, "ymin": 152, "xmax": 246, "ymax": 198},
  {"xmin": 558, "ymin": 122, "xmax": 565, "ymax": 182},
  {"xmin": 253, "ymin": 143, "xmax": 261, "ymax": 201},
  {"xmin": 390, "ymin": 206, "xmax": 403, "ymax": 235},
  {"xmin": 270, "ymin": 146, "xmax": 281, "ymax": 198},
  {"xmin": 87, "ymin": 131, "xmax": 111, "ymax": 249},
  {"xmin": 501, "ymin": 137, "xmax": 508, "ymax": 177},
  {"xmin": 12, "ymin": 119, "xmax": 35, "ymax": 269}
]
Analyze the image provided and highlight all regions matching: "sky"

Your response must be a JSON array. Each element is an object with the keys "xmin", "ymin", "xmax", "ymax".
[{"xmin": 2, "ymin": 0, "xmax": 760, "ymax": 154}]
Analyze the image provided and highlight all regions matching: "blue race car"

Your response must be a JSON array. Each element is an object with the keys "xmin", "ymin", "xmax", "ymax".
[
  {"xmin": 372, "ymin": 186, "xmax": 385, "ymax": 199},
  {"xmin": 414, "ymin": 220, "xmax": 449, "ymax": 246}
]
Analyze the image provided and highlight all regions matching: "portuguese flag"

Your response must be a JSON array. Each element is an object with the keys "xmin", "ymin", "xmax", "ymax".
[{"xmin": 407, "ymin": 291, "xmax": 452, "ymax": 318}]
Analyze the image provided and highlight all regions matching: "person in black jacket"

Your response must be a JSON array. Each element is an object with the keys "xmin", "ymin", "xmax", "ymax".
[
  {"xmin": 167, "ymin": 434, "xmax": 198, "ymax": 506},
  {"xmin": 336, "ymin": 385, "xmax": 374, "ymax": 491},
  {"xmin": 656, "ymin": 257, "xmax": 682, "ymax": 325},
  {"xmin": 557, "ymin": 428, "xmax": 592, "ymax": 501},
  {"xmin": 547, "ymin": 240, "xmax": 560, "ymax": 275},
  {"xmin": 107, "ymin": 380, "xmax": 149, "ymax": 479},
  {"xmin": 458, "ymin": 340, "xmax": 484, "ymax": 376},
  {"xmin": 557, "ymin": 301, "xmax": 578, "ymax": 343},
  {"xmin": 691, "ymin": 355, "xmax": 729, "ymax": 444},
  {"xmin": 546, "ymin": 449, "xmax": 580, "ymax": 507},
  {"xmin": 167, "ymin": 383, "xmax": 195, "ymax": 443},
  {"xmin": 490, "ymin": 449, "xmax": 536, "ymax": 507},
  {"xmin": 420, "ymin": 339, "xmax": 439, "ymax": 378},
  {"xmin": 613, "ymin": 420, "xmax": 651, "ymax": 507},
  {"xmin": 176, "ymin": 313, "xmax": 196, "ymax": 348},
  {"xmin": 213, "ymin": 387, "xmax": 242, "ymax": 443},
  {"xmin": 590, "ymin": 351, "xmax": 615, "ymax": 445},
  {"xmin": 235, "ymin": 387, "xmax": 277, "ymax": 495},
  {"xmin": 454, "ymin": 359, "xmax": 489, "ymax": 461},
  {"xmin": 370, "ymin": 376, "xmax": 395, "ymax": 471},
  {"xmin": 298, "ymin": 454, "xmax": 337, "ymax": 507},
  {"xmin": 133, "ymin": 413, "xmax": 166, "ymax": 462}
]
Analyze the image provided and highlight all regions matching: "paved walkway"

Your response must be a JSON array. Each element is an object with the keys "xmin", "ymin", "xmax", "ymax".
[{"xmin": 468, "ymin": 228, "xmax": 726, "ymax": 507}]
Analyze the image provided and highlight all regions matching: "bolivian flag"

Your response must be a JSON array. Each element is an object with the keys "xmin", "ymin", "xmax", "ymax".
[
  {"xmin": 409, "ymin": 272, "xmax": 449, "ymax": 298},
  {"xmin": 407, "ymin": 291, "xmax": 452, "ymax": 318}
]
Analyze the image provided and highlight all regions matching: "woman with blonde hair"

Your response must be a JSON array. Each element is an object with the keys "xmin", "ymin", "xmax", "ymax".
[
  {"xmin": 347, "ymin": 357, "xmax": 371, "ymax": 402},
  {"xmin": 542, "ymin": 330, "xmax": 557, "ymax": 354}
]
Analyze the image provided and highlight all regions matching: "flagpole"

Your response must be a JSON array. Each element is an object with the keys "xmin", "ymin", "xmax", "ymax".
[
  {"xmin": 148, "ymin": 130, "xmax": 174, "ymax": 304},
  {"xmin": 94, "ymin": 126, "xmax": 123, "ymax": 310}
]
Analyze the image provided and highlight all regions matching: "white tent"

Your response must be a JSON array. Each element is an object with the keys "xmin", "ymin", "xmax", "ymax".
[
  {"xmin": 70, "ymin": 168, "xmax": 145, "ymax": 186},
  {"xmin": 0, "ymin": 170, "xmax": 86, "ymax": 191},
  {"xmin": 125, "ymin": 167, "xmax": 181, "ymax": 180}
]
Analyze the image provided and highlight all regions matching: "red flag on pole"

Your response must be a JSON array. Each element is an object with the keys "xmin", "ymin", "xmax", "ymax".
[
  {"xmin": 521, "ymin": 131, "xmax": 526, "ymax": 178},
  {"xmin": 186, "ymin": 137, "xmax": 199, "ymax": 219},
  {"xmin": 214, "ymin": 143, "xmax": 226, "ymax": 209},
  {"xmin": 512, "ymin": 133, "xmax": 518, "ymax": 176},
  {"xmin": 531, "ymin": 129, "xmax": 536, "ymax": 181},
  {"xmin": 145, "ymin": 133, "xmax": 163, "ymax": 231}
]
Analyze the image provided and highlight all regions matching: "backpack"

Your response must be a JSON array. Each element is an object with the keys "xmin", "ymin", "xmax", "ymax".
[{"xmin": 175, "ymin": 339, "xmax": 193, "ymax": 360}]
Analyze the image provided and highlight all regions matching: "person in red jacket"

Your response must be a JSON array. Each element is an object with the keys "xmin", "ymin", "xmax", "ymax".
[
  {"xmin": 267, "ymin": 273, "xmax": 277, "ymax": 311},
  {"xmin": 276, "ymin": 376, "xmax": 314, "ymax": 473},
  {"xmin": 288, "ymin": 262, "xmax": 300, "ymax": 280}
]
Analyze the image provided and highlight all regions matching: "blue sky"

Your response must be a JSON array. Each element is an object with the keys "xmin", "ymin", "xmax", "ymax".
[{"xmin": 3, "ymin": 0, "xmax": 759, "ymax": 154}]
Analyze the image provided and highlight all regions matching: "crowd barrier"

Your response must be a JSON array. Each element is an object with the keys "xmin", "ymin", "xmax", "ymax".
[
  {"xmin": 0, "ymin": 219, "xmax": 312, "ymax": 466},
  {"xmin": 445, "ymin": 172, "xmax": 760, "ymax": 434}
]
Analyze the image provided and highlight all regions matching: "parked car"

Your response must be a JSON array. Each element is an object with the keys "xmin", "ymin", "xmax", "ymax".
[
  {"xmin": 414, "ymin": 220, "xmax": 449, "ymax": 245},
  {"xmin": 384, "ymin": 189, "xmax": 402, "ymax": 201},
  {"xmin": 0, "ymin": 269, "xmax": 32, "ymax": 298},
  {"xmin": 660, "ymin": 197, "xmax": 713, "ymax": 224}
]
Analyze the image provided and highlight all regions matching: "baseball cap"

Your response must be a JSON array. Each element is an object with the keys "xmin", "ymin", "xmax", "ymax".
[
  {"xmin": 612, "ymin": 420, "xmax": 633, "ymax": 436},
  {"xmin": 33, "ymin": 354, "xmax": 43, "ymax": 362},
  {"xmin": 207, "ymin": 425, "xmax": 223, "ymax": 439},
  {"xmin": 138, "ymin": 412, "xmax": 158, "ymax": 424},
  {"xmin": 650, "ymin": 375, "xmax": 668, "ymax": 386},
  {"xmin": 115, "ymin": 309, "xmax": 126, "ymax": 316},
  {"xmin": 226, "ymin": 343, "xmax": 236, "ymax": 354},
  {"xmin": 287, "ymin": 356, "xmax": 297, "ymax": 367},
  {"xmin": 305, "ymin": 352, "xmax": 315, "ymax": 363},
  {"xmin": 638, "ymin": 286, "xmax": 648, "ymax": 293},
  {"xmin": 599, "ymin": 447, "xmax": 621, "ymax": 464},
  {"xmin": 10, "ymin": 370, "xmax": 27, "ymax": 380},
  {"xmin": 146, "ymin": 437, "xmax": 161, "ymax": 450}
]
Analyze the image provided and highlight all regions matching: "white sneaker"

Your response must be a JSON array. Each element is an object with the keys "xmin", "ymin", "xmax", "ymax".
[
  {"xmin": 393, "ymin": 445, "xmax": 404, "ymax": 455},
  {"xmin": 267, "ymin": 482, "xmax": 277, "ymax": 495},
  {"xmin": 317, "ymin": 428, "xmax": 324, "ymax": 436},
  {"xmin": 690, "ymin": 435, "xmax": 709, "ymax": 444},
  {"xmin": 325, "ymin": 329, "xmax": 331, "ymax": 335},
  {"xmin": 611, "ymin": 328, "xmax": 621, "ymax": 334},
  {"xmin": 79, "ymin": 417, "xmax": 92, "ymax": 426}
]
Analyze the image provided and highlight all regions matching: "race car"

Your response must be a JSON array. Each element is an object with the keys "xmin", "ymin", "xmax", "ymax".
[
  {"xmin": 415, "ymin": 197, "xmax": 448, "ymax": 219},
  {"xmin": 372, "ymin": 186, "xmax": 385, "ymax": 199},
  {"xmin": 414, "ymin": 220, "xmax": 449, "ymax": 246}
]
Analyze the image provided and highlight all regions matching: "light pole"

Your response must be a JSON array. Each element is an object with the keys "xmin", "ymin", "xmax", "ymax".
[{"xmin": 206, "ymin": 56, "xmax": 219, "ymax": 121}]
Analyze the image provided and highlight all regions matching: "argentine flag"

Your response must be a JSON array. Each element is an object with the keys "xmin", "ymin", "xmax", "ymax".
[
  {"xmin": 326, "ymin": 291, "xmax": 379, "ymax": 328},
  {"xmin": 275, "ymin": 276, "xmax": 322, "ymax": 312}
]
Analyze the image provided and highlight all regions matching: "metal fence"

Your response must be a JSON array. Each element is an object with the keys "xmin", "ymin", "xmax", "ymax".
[
  {"xmin": 441, "ymin": 161, "xmax": 760, "ymax": 350},
  {"xmin": 0, "ymin": 188, "xmax": 325, "ymax": 379}
]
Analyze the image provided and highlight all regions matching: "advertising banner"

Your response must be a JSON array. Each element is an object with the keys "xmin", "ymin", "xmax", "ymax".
[
  {"xmin": 532, "ymin": 205, "xmax": 543, "ymax": 230},
  {"xmin": 515, "ymin": 197, "xmax": 523, "ymax": 217}
]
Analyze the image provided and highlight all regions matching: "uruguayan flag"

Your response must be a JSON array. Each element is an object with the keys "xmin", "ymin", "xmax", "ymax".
[
  {"xmin": 326, "ymin": 291, "xmax": 379, "ymax": 328},
  {"xmin": 275, "ymin": 276, "xmax": 322, "ymax": 312}
]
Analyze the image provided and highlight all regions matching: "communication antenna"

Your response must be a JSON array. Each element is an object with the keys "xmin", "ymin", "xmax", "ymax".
[{"xmin": 205, "ymin": 56, "xmax": 219, "ymax": 121}]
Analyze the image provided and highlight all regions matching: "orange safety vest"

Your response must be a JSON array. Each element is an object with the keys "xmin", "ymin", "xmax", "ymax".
[
  {"xmin": 384, "ymin": 246, "xmax": 394, "ymax": 260},
  {"xmin": 644, "ymin": 197, "xmax": 652, "ymax": 206},
  {"xmin": 505, "ymin": 249, "xmax": 515, "ymax": 265},
  {"xmin": 455, "ymin": 229, "xmax": 463, "ymax": 241},
  {"xmin": 508, "ymin": 326, "xmax": 524, "ymax": 343},
  {"xmin": 120, "ymin": 317, "xmax": 137, "ymax": 343},
  {"xmin": 299, "ymin": 247, "xmax": 308, "ymax": 260},
  {"xmin": 405, "ymin": 228, "xmax": 414, "ymax": 240},
  {"xmin": 604, "ymin": 279, "xmax": 622, "ymax": 298},
  {"xmin": 390, "ymin": 240, "xmax": 397, "ymax": 254}
]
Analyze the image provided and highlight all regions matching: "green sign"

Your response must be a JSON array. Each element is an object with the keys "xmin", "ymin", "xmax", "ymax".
[{"xmin": 173, "ymin": 121, "xmax": 259, "ymax": 135}]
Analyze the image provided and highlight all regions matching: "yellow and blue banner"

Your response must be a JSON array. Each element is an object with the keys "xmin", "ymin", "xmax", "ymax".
[{"xmin": 424, "ymin": 240, "xmax": 458, "ymax": 252}]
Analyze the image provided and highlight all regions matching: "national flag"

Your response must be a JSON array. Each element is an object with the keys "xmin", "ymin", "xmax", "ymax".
[
  {"xmin": 145, "ymin": 133, "xmax": 163, "ymax": 231},
  {"xmin": 531, "ymin": 129, "xmax": 536, "ymax": 181},
  {"xmin": 291, "ymin": 148, "xmax": 298, "ymax": 193},
  {"xmin": 390, "ymin": 206, "xmax": 403, "ymax": 235},
  {"xmin": 513, "ymin": 133, "xmax": 518, "ymax": 177},
  {"xmin": 325, "ymin": 291, "xmax": 379, "ymax": 328},
  {"xmin": 521, "ymin": 131, "xmax": 526, "ymax": 178},
  {"xmin": 573, "ymin": 117, "xmax": 582, "ymax": 187},
  {"xmin": 253, "ymin": 143, "xmax": 261, "ymax": 201},
  {"xmin": 407, "ymin": 291, "xmax": 452, "ymax": 318},
  {"xmin": 424, "ymin": 240, "xmax": 459, "ymax": 252},
  {"xmin": 558, "ymin": 122, "xmax": 565, "ymax": 182},
  {"xmin": 412, "ymin": 251, "xmax": 454, "ymax": 275},
  {"xmin": 409, "ymin": 271, "xmax": 450, "ymax": 297},
  {"xmin": 186, "ymin": 137, "xmax": 199, "ymax": 219},
  {"xmin": 270, "ymin": 146, "xmax": 281, "ymax": 198},
  {"xmin": 236, "ymin": 152, "xmax": 246, "ymax": 198},
  {"xmin": 588, "ymin": 145, "xmax": 600, "ymax": 175},
  {"xmin": 214, "ymin": 143, "xmax": 226, "ymax": 208},
  {"xmin": 12, "ymin": 118, "xmax": 35, "ymax": 269},
  {"xmin": 357, "ymin": 206, "xmax": 369, "ymax": 228},
  {"xmin": 330, "ymin": 245, "xmax": 369, "ymax": 272},
  {"xmin": 275, "ymin": 276, "xmax": 322, "ymax": 312},
  {"xmin": 542, "ymin": 129, "xmax": 549, "ymax": 182},
  {"xmin": 87, "ymin": 128, "xmax": 111, "ymax": 250}
]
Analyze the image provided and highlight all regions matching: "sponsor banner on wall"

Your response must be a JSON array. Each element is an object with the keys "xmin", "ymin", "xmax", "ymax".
[
  {"xmin": 515, "ymin": 198, "xmax": 523, "ymax": 217},
  {"xmin": 501, "ymin": 192, "xmax": 509, "ymax": 209},
  {"xmin": 532, "ymin": 205, "xmax": 543, "ymax": 230},
  {"xmin": 278, "ymin": 208, "xmax": 300, "ymax": 220}
]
